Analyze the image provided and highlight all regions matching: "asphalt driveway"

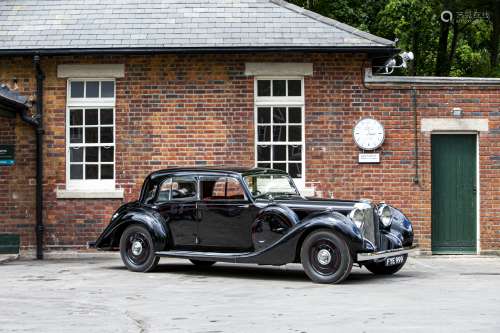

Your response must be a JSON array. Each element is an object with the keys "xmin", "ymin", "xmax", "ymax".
[{"xmin": 0, "ymin": 255, "xmax": 499, "ymax": 332}]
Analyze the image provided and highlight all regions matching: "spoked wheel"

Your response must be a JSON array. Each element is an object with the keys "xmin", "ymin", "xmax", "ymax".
[
  {"xmin": 190, "ymin": 259, "xmax": 216, "ymax": 267},
  {"xmin": 300, "ymin": 230, "xmax": 352, "ymax": 284},
  {"xmin": 365, "ymin": 254, "xmax": 408, "ymax": 275},
  {"xmin": 120, "ymin": 225, "xmax": 159, "ymax": 272}
]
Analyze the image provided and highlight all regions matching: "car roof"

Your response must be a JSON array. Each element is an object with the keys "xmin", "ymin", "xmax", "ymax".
[{"xmin": 147, "ymin": 166, "xmax": 287, "ymax": 181}]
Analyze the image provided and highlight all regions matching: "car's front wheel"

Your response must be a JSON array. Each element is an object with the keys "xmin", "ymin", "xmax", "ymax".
[
  {"xmin": 120, "ymin": 225, "xmax": 159, "ymax": 272},
  {"xmin": 364, "ymin": 255, "xmax": 407, "ymax": 275},
  {"xmin": 300, "ymin": 230, "xmax": 353, "ymax": 284}
]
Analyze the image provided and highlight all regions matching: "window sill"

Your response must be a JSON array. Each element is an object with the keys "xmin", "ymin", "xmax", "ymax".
[{"xmin": 56, "ymin": 189, "xmax": 124, "ymax": 199}]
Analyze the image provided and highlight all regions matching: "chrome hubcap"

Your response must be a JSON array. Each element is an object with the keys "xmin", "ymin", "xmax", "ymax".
[
  {"xmin": 131, "ymin": 241, "xmax": 143, "ymax": 256},
  {"xmin": 317, "ymin": 249, "xmax": 332, "ymax": 265}
]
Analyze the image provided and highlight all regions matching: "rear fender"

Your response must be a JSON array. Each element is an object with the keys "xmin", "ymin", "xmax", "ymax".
[{"xmin": 95, "ymin": 208, "xmax": 169, "ymax": 252}]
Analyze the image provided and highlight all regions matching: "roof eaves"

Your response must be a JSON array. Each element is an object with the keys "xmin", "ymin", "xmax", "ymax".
[{"xmin": 269, "ymin": 0, "xmax": 396, "ymax": 47}]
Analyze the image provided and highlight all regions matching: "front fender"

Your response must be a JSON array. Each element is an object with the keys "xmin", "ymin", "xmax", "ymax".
[
  {"xmin": 95, "ymin": 207, "xmax": 169, "ymax": 252},
  {"xmin": 379, "ymin": 206, "xmax": 414, "ymax": 250}
]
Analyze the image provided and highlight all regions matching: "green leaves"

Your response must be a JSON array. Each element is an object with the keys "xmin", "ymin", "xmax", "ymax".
[{"xmin": 288, "ymin": 0, "xmax": 500, "ymax": 77}]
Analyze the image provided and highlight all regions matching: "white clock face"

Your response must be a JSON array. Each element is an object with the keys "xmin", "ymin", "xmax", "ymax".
[{"xmin": 353, "ymin": 118, "xmax": 385, "ymax": 150}]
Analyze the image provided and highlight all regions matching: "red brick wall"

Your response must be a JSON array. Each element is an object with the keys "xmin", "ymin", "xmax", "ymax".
[{"xmin": 0, "ymin": 53, "xmax": 499, "ymax": 254}]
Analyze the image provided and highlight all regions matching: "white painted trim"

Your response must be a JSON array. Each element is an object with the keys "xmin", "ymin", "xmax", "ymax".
[
  {"xmin": 253, "ymin": 77, "xmax": 306, "ymax": 189},
  {"xmin": 56, "ymin": 189, "xmax": 124, "ymax": 199},
  {"xmin": 245, "ymin": 63, "xmax": 313, "ymax": 76},
  {"xmin": 421, "ymin": 118, "xmax": 488, "ymax": 132},
  {"xmin": 58, "ymin": 64, "xmax": 125, "ymax": 78},
  {"xmin": 364, "ymin": 68, "xmax": 500, "ymax": 85}
]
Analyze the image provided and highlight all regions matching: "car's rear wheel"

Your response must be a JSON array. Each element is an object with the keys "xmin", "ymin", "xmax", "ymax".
[
  {"xmin": 300, "ymin": 230, "xmax": 353, "ymax": 284},
  {"xmin": 120, "ymin": 225, "xmax": 159, "ymax": 272},
  {"xmin": 364, "ymin": 255, "xmax": 407, "ymax": 275},
  {"xmin": 190, "ymin": 259, "xmax": 216, "ymax": 267}
]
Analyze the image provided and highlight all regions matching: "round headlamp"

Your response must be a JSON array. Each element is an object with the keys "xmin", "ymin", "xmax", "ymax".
[
  {"xmin": 349, "ymin": 208, "xmax": 365, "ymax": 229},
  {"xmin": 377, "ymin": 204, "xmax": 392, "ymax": 228}
]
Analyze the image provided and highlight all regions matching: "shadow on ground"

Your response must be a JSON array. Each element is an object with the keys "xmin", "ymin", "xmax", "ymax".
[{"xmin": 106, "ymin": 262, "xmax": 422, "ymax": 284}]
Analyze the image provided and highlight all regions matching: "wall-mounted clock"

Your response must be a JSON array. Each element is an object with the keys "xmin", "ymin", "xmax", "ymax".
[{"xmin": 353, "ymin": 118, "xmax": 385, "ymax": 150}]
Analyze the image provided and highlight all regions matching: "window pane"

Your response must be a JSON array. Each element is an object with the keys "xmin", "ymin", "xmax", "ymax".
[
  {"xmin": 70, "ymin": 164, "xmax": 83, "ymax": 179},
  {"xmin": 100, "ymin": 109, "xmax": 113, "ymax": 125},
  {"xmin": 85, "ymin": 147, "xmax": 98, "ymax": 162},
  {"xmin": 288, "ymin": 107, "xmax": 301, "ymax": 123},
  {"xmin": 289, "ymin": 125, "xmax": 301, "ymax": 141},
  {"xmin": 273, "ymin": 163, "xmax": 286, "ymax": 172},
  {"xmin": 85, "ymin": 109, "xmax": 98, "ymax": 125},
  {"xmin": 171, "ymin": 178, "xmax": 197, "ymax": 200},
  {"xmin": 101, "ymin": 146, "xmax": 114, "ymax": 162},
  {"xmin": 70, "ymin": 128, "xmax": 83, "ymax": 143},
  {"xmin": 257, "ymin": 126, "xmax": 270, "ymax": 142},
  {"xmin": 85, "ymin": 127, "xmax": 98, "ymax": 143},
  {"xmin": 85, "ymin": 164, "xmax": 98, "ymax": 179},
  {"xmin": 288, "ymin": 80, "xmax": 301, "ymax": 96},
  {"xmin": 70, "ymin": 109, "xmax": 83, "ymax": 125},
  {"xmin": 257, "ymin": 145, "xmax": 270, "ymax": 161},
  {"xmin": 272, "ymin": 80, "xmax": 286, "ymax": 96},
  {"xmin": 70, "ymin": 147, "xmax": 83, "ymax": 162},
  {"xmin": 257, "ymin": 163, "xmax": 271, "ymax": 168},
  {"xmin": 273, "ymin": 145, "xmax": 286, "ymax": 161},
  {"xmin": 273, "ymin": 125, "xmax": 286, "ymax": 142},
  {"xmin": 101, "ymin": 81, "xmax": 114, "ymax": 98},
  {"xmin": 86, "ymin": 81, "xmax": 99, "ymax": 98},
  {"xmin": 273, "ymin": 107, "xmax": 286, "ymax": 123},
  {"xmin": 70, "ymin": 81, "xmax": 84, "ymax": 98},
  {"xmin": 257, "ymin": 107, "xmax": 270, "ymax": 123},
  {"xmin": 289, "ymin": 163, "xmax": 302, "ymax": 178},
  {"xmin": 288, "ymin": 145, "xmax": 301, "ymax": 161},
  {"xmin": 226, "ymin": 178, "xmax": 245, "ymax": 200},
  {"xmin": 101, "ymin": 165, "xmax": 114, "ymax": 179},
  {"xmin": 257, "ymin": 80, "xmax": 271, "ymax": 96},
  {"xmin": 100, "ymin": 127, "xmax": 113, "ymax": 143}
]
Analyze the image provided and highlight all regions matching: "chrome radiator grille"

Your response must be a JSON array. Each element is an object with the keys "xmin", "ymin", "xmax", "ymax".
[{"xmin": 353, "ymin": 202, "xmax": 378, "ymax": 247}]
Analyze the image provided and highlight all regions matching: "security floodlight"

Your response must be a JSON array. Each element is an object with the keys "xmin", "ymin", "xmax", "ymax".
[{"xmin": 377, "ymin": 51, "xmax": 415, "ymax": 75}]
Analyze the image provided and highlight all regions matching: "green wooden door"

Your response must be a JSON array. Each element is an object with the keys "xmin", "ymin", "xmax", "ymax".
[{"xmin": 431, "ymin": 134, "xmax": 477, "ymax": 253}]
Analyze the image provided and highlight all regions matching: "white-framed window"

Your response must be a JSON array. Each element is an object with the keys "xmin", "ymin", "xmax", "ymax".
[
  {"xmin": 254, "ymin": 77, "xmax": 305, "ymax": 188},
  {"xmin": 66, "ymin": 79, "xmax": 116, "ymax": 191}
]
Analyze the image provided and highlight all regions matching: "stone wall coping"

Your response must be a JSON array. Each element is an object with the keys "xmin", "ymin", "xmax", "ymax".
[
  {"xmin": 364, "ymin": 68, "xmax": 500, "ymax": 86},
  {"xmin": 56, "ymin": 189, "xmax": 124, "ymax": 199}
]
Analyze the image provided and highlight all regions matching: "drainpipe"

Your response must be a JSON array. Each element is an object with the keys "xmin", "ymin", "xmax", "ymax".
[
  {"xmin": 411, "ymin": 87, "xmax": 419, "ymax": 185},
  {"xmin": 34, "ymin": 55, "xmax": 45, "ymax": 260}
]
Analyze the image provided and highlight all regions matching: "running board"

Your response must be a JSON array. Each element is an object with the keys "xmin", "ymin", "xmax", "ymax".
[{"xmin": 156, "ymin": 250, "xmax": 254, "ymax": 262}]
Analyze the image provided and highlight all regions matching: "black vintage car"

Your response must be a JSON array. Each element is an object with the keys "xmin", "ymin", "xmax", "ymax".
[{"xmin": 95, "ymin": 167, "xmax": 415, "ymax": 284}]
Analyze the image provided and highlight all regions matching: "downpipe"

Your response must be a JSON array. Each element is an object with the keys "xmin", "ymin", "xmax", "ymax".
[{"xmin": 34, "ymin": 55, "xmax": 45, "ymax": 260}]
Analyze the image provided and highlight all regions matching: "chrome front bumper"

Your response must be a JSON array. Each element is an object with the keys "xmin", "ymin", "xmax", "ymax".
[{"xmin": 356, "ymin": 246, "xmax": 417, "ymax": 262}]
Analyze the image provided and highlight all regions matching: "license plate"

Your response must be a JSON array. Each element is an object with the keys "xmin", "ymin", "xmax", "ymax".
[{"xmin": 385, "ymin": 255, "xmax": 405, "ymax": 266}]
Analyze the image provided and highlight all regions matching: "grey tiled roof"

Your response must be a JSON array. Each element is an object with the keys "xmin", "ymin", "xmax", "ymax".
[{"xmin": 0, "ymin": 0, "xmax": 394, "ymax": 52}]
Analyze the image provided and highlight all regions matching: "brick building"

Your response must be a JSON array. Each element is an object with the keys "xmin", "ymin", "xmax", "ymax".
[{"xmin": 0, "ymin": 0, "xmax": 499, "ymax": 257}]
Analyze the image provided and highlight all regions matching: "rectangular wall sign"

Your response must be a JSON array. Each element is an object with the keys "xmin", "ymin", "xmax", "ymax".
[
  {"xmin": 0, "ymin": 145, "xmax": 15, "ymax": 166},
  {"xmin": 358, "ymin": 153, "xmax": 380, "ymax": 164}
]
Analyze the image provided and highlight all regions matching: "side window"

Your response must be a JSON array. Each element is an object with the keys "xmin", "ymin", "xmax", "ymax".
[
  {"xmin": 201, "ymin": 177, "xmax": 246, "ymax": 201},
  {"xmin": 156, "ymin": 178, "xmax": 172, "ymax": 203},
  {"xmin": 171, "ymin": 177, "xmax": 197, "ymax": 201},
  {"xmin": 155, "ymin": 177, "xmax": 197, "ymax": 203}
]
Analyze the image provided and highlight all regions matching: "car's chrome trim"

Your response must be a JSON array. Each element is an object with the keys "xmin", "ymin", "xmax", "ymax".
[{"xmin": 356, "ymin": 245, "xmax": 417, "ymax": 261}]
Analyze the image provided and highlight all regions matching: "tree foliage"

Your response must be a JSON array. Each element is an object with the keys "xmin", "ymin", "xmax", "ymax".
[{"xmin": 290, "ymin": 0, "xmax": 500, "ymax": 77}]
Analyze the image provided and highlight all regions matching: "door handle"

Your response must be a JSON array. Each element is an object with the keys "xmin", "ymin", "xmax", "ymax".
[{"xmin": 473, "ymin": 185, "xmax": 477, "ymax": 193}]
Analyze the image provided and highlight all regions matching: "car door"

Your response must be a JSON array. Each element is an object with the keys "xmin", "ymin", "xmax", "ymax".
[
  {"xmin": 197, "ymin": 175, "xmax": 255, "ymax": 251},
  {"xmin": 156, "ymin": 176, "xmax": 198, "ymax": 249}
]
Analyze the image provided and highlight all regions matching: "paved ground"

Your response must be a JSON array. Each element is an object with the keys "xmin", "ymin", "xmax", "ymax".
[{"xmin": 1, "ymin": 255, "xmax": 499, "ymax": 333}]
